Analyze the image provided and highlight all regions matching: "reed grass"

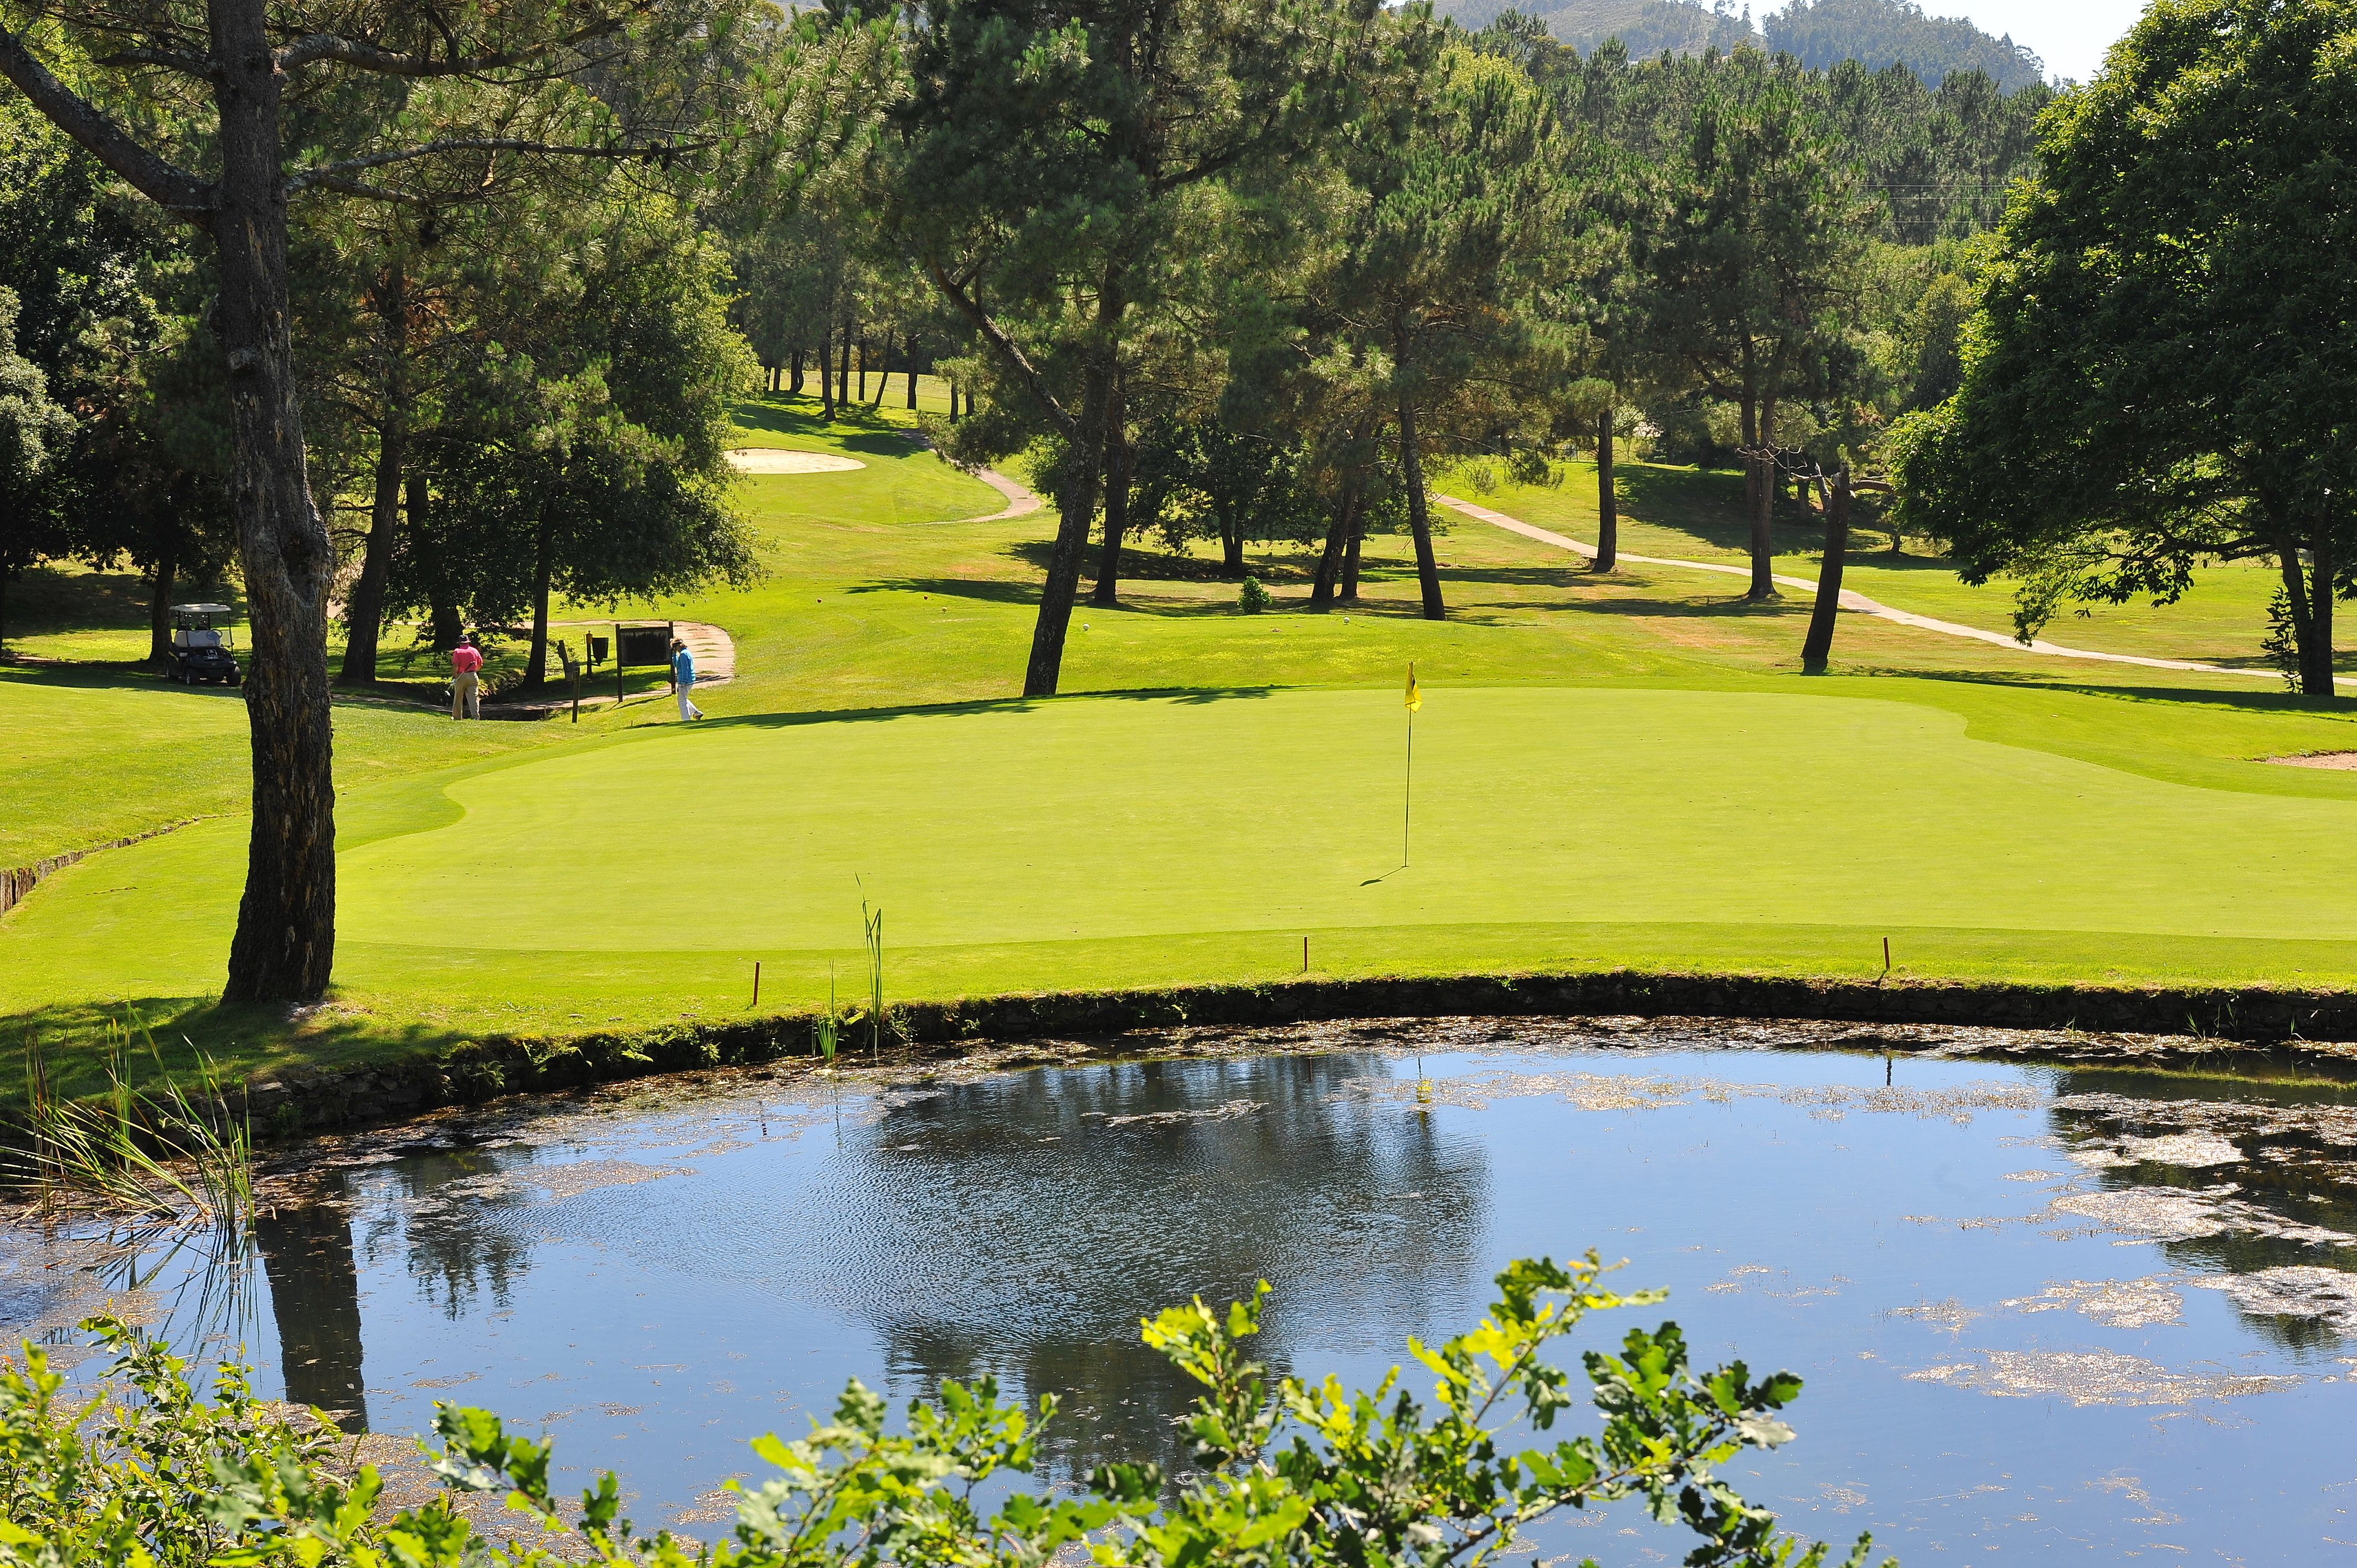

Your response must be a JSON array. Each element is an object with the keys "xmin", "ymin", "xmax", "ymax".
[
  {"xmin": 10, "ymin": 1013, "xmax": 256, "ymax": 1240},
  {"xmin": 815, "ymin": 967, "xmax": 840, "ymax": 1066},
  {"xmin": 860, "ymin": 880, "xmax": 884, "ymax": 1060}
]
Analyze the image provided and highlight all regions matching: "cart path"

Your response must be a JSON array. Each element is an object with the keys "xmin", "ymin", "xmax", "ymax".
[
  {"xmin": 894, "ymin": 430, "xmax": 1041, "ymax": 522},
  {"xmin": 961, "ymin": 463, "xmax": 1042, "ymax": 522},
  {"xmin": 1434, "ymin": 493, "xmax": 2298, "ymax": 684}
]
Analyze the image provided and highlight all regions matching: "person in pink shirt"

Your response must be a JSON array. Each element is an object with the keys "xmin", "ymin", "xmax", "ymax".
[{"xmin": 450, "ymin": 633, "xmax": 483, "ymax": 720}]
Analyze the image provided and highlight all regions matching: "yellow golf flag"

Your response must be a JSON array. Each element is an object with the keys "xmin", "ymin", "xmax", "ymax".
[{"xmin": 1404, "ymin": 664, "xmax": 1421, "ymax": 711}]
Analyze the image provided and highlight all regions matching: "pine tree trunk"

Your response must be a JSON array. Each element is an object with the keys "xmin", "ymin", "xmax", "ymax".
[
  {"xmin": 1800, "ymin": 471, "xmax": 1848, "ymax": 673},
  {"xmin": 856, "ymin": 331, "xmax": 867, "ymax": 401},
  {"xmin": 410, "ymin": 478, "xmax": 460, "ymax": 651},
  {"xmin": 1311, "ymin": 485, "xmax": 1359, "ymax": 607},
  {"xmin": 525, "ymin": 503, "xmax": 555, "ymax": 690},
  {"xmin": 339, "ymin": 257, "xmax": 404, "ymax": 686},
  {"xmin": 790, "ymin": 349, "xmax": 804, "ymax": 394},
  {"xmin": 869, "ymin": 331, "xmax": 891, "ymax": 408},
  {"xmin": 1747, "ymin": 392, "xmax": 1777, "ymax": 600},
  {"xmin": 2316, "ymin": 530, "xmax": 2337, "ymax": 697},
  {"xmin": 2282, "ymin": 529, "xmax": 2338, "ymax": 697},
  {"xmin": 213, "ymin": 0, "xmax": 337, "ymax": 1003},
  {"xmin": 838, "ymin": 319, "xmax": 852, "ymax": 409},
  {"xmin": 1092, "ymin": 379, "xmax": 1128, "ymax": 606},
  {"xmin": 818, "ymin": 326, "xmax": 836, "ymax": 419},
  {"xmin": 1023, "ymin": 286, "xmax": 1121, "ymax": 698},
  {"xmin": 147, "ymin": 541, "xmax": 177, "ymax": 666},
  {"xmin": 1220, "ymin": 515, "xmax": 1246, "ymax": 578},
  {"xmin": 1341, "ymin": 509, "xmax": 1364, "ymax": 601},
  {"xmin": 906, "ymin": 346, "xmax": 919, "ymax": 409},
  {"xmin": 1594, "ymin": 405, "xmax": 1617, "ymax": 573},
  {"xmin": 1396, "ymin": 383, "xmax": 1445, "ymax": 621}
]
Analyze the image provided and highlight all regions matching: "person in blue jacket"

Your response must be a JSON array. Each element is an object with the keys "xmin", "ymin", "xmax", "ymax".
[{"xmin": 671, "ymin": 636, "xmax": 704, "ymax": 721}]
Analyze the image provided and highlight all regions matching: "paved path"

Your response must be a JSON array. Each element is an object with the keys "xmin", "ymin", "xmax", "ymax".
[
  {"xmin": 960, "ymin": 464, "xmax": 1043, "ymax": 523},
  {"xmin": 895, "ymin": 430, "xmax": 1041, "ymax": 522},
  {"xmin": 1435, "ymin": 493, "xmax": 2294, "ymax": 684}
]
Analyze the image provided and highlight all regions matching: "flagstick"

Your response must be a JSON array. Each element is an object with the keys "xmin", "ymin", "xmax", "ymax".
[{"xmin": 1404, "ymin": 705, "xmax": 1414, "ymax": 866}]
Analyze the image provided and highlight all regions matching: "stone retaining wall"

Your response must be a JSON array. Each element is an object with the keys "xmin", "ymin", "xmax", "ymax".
[
  {"xmin": 224, "ymin": 968, "xmax": 2357, "ymax": 1136},
  {"xmin": 1, "ymin": 818, "xmax": 207, "ymax": 916}
]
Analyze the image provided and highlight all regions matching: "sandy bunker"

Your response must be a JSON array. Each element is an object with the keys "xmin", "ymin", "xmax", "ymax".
[{"xmin": 725, "ymin": 447, "xmax": 867, "ymax": 473}]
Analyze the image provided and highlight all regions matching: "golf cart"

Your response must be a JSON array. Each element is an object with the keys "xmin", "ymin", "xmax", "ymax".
[{"xmin": 166, "ymin": 603, "xmax": 243, "ymax": 686}]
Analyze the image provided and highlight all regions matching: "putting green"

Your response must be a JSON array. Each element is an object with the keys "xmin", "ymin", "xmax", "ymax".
[{"xmin": 12, "ymin": 685, "xmax": 2357, "ymax": 1040}]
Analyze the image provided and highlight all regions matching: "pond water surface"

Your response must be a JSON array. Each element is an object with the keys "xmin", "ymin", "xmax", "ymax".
[{"xmin": 7, "ymin": 1020, "xmax": 2357, "ymax": 1562}]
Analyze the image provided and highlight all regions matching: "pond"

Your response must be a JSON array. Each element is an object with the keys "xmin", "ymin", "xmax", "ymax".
[{"xmin": 7, "ymin": 1018, "xmax": 2357, "ymax": 1559}]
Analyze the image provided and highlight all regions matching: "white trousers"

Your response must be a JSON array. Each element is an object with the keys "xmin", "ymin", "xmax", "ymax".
[{"xmin": 677, "ymin": 685, "xmax": 703, "ymax": 720}]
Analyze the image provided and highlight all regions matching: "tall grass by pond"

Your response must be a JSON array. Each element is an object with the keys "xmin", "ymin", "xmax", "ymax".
[{"xmin": 9, "ymin": 1014, "xmax": 256, "ymax": 1241}]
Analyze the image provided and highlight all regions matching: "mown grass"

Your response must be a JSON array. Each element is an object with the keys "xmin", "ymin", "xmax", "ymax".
[{"xmin": 8, "ymin": 392, "xmax": 2357, "ymax": 1103}]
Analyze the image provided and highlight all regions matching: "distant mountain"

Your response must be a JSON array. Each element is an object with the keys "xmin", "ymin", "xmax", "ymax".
[
  {"xmin": 1764, "ymin": 0, "xmax": 2045, "ymax": 89},
  {"xmin": 1438, "ymin": 0, "xmax": 2048, "ymax": 89}
]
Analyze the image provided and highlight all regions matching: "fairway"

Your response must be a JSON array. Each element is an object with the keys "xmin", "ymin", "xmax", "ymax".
[{"xmin": 16, "ymin": 684, "xmax": 2357, "ymax": 1059}]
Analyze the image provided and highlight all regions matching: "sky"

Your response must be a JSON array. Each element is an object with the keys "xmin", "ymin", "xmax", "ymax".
[{"xmin": 1909, "ymin": 0, "xmax": 2148, "ymax": 82}]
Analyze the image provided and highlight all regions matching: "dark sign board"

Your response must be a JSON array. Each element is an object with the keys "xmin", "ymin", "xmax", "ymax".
[{"xmin": 616, "ymin": 623, "xmax": 676, "ymax": 668}]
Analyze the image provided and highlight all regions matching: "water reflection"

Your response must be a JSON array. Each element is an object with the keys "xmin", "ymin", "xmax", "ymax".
[
  {"xmin": 845, "ymin": 1054, "xmax": 1485, "ymax": 1476},
  {"xmin": 2044, "ymin": 1067, "xmax": 2357, "ymax": 1348},
  {"xmin": 254, "ymin": 1191, "xmax": 368, "ymax": 1431},
  {"xmin": 352, "ymin": 1149, "xmax": 541, "ymax": 1318}
]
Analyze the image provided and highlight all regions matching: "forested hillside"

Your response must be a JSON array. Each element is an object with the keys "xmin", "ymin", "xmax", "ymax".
[{"xmin": 1437, "ymin": 0, "xmax": 2050, "ymax": 89}]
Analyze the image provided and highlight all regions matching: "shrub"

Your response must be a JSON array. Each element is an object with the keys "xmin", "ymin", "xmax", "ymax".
[
  {"xmin": 0, "ymin": 1256, "xmax": 1887, "ymax": 1568},
  {"xmin": 1238, "ymin": 576, "xmax": 1272, "ymax": 613}
]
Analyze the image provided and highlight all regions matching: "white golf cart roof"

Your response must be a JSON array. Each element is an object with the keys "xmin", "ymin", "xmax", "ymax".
[{"xmin": 171, "ymin": 603, "xmax": 235, "ymax": 616}]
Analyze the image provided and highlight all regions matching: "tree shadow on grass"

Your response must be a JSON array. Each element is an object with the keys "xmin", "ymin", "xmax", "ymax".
[
  {"xmin": 844, "ymin": 574, "xmax": 1043, "ymax": 607},
  {"xmin": 702, "ymin": 684, "xmax": 1286, "ymax": 733},
  {"xmin": 1, "ymin": 996, "xmax": 481, "ymax": 1102},
  {"xmin": 1896, "ymin": 668, "xmax": 2357, "ymax": 718},
  {"xmin": 729, "ymin": 396, "xmax": 928, "ymax": 458}
]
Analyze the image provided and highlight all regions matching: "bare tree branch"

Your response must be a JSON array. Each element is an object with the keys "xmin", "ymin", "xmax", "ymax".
[
  {"xmin": 90, "ymin": 45, "xmax": 218, "ymax": 79},
  {"xmin": 0, "ymin": 23, "xmax": 214, "ymax": 221},
  {"xmin": 272, "ymin": 12, "xmax": 642, "ymax": 77},
  {"xmin": 927, "ymin": 257, "xmax": 1079, "ymax": 441},
  {"xmin": 282, "ymin": 136, "xmax": 688, "ymax": 193}
]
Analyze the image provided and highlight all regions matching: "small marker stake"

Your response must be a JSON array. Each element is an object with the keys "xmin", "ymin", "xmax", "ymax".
[
  {"xmin": 752, "ymin": 961, "xmax": 761, "ymax": 1008},
  {"xmin": 1882, "ymin": 936, "xmax": 1891, "ymax": 972},
  {"xmin": 1303, "ymin": 936, "xmax": 1309, "ymax": 974}
]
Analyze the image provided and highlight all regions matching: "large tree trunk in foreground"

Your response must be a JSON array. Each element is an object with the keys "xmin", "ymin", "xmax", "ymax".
[
  {"xmin": 1800, "ymin": 470, "xmax": 1849, "ymax": 673},
  {"xmin": 1594, "ymin": 406, "xmax": 1617, "ymax": 573},
  {"xmin": 146, "ymin": 540, "xmax": 177, "ymax": 666},
  {"xmin": 1396, "ymin": 381, "xmax": 1444, "ymax": 621},
  {"xmin": 1092, "ymin": 379, "xmax": 1128, "ymax": 606},
  {"xmin": 1310, "ymin": 485, "xmax": 1360, "ymax": 608},
  {"xmin": 213, "ymin": 0, "xmax": 336, "ymax": 1004}
]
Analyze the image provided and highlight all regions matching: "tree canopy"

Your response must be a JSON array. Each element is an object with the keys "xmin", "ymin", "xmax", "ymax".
[{"xmin": 1889, "ymin": 0, "xmax": 2357, "ymax": 696}]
